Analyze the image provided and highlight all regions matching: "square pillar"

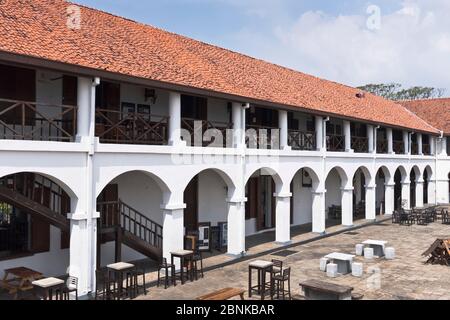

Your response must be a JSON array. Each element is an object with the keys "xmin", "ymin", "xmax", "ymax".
[
  {"xmin": 341, "ymin": 187, "xmax": 354, "ymax": 227},
  {"xmin": 401, "ymin": 181, "xmax": 411, "ymax": 209},
  {"xmin": 76, "ymin": 77, "xmax": 93, "ymax": 140},
  {"xmin": 430, "ymin": 136, "xmax": 436, "ymax": 155},
  {"xmin": 440, "ymin": 137, "xmax": 448, "ymax": 156},
  {"xmin": 367, "ymin": 125, "xmax": 375, "ymax": 153},
  {"xmin": 279, "ymin": 110, "xmax": 290, "ymax": 151},
  {"xmin": 315, "ymin": 116, "xmax": 325, "ymax": 151},
  {"xmin": 344, "ymin": 120, "xmax": 353, "ymax": 152},
  {"xmin": 227, "ymin": 200, "xmax": 246, "ymax": 256},
  {"xmin": 312, "ymin": 190, "xmax": 326, "ymax": 234},
  {"xmin": 429, "ymin": 179, "xmax": 438, "ymax": 204},
  {"xmin": 162, "ymin": 206, "xmax": 185, "ymax": 268},
  {"xmin": 417, "ymin": 133, "xmax": 423, "ymax": 155},
  {"xmin": 232, "ymin": 102, "xmax": 243, "ymax": 148},
  {"xmin": 365, "ymin": 185, "xmax": 376, "ymax": 220},
  {"xmin": 386, "ymin": 128, "xmax": 394, "ymax": 154},
  {"xmin": 68, "ymin": 214, "xmax": 91, "ymax": 296},
  {"xmin": 274, "ymin": 193, "xmax": 292, "ymax": 244},
  {"xmin": 384, "ymin": 183, "xmax": 395, "ymax": 215},
  {"xmin": 403, "ymin": 131, "xmax": 410, "ymax": 155},
  {"xmin": 415, "ymin": 180, "xmax": 424, "ymax": 208},
  {"xmin": 168, "ymin": 92, "xmax": 184, "ymax": 147}
]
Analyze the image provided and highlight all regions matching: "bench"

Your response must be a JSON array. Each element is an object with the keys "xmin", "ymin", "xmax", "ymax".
[
  {"xmin": 299, "ymin": 280, "xmax": 354, "ymax": 300},
  {"xmin": 197, "ymin": 288, "xmax": 246, "ymax": 300}
]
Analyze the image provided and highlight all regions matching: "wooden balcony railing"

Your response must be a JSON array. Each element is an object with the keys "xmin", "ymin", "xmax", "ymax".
[
  {"xmin": 246, "ymin": 124, "xmax": 280, "ymax": 149},
  {"xmin": 0, "ymin": 98, "xmax": 77, "ymax": 142},
  {"xmin": 377, "ymin": 139, "xmax": 388, "ymax": 154},
  {"xmin": 393, "ymin": 140, "xmax": 405, "ymax": 154},
  {"xmin": 181, "ymin": 118, "xmax": 232, "ymax": 147},
  {"xmin": 326, "ymin": 134, "xmax": 345, "ymax": 152},
  {"xmin": 288, "ymin": 130, "xmax": 316, "ymax": 151},
  {"xmin": 423, "ymin": 144, "xmax": 431, "ymax": 155},
  {"xmin": 351, "ymin": 136, "xmax": 368, "ymax": 153},
  {"xmin": 95, "ymin": 109, "xmax": 168, "ymax": 145}
]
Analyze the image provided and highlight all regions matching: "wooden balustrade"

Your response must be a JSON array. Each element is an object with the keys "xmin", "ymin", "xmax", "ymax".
[
  {"xmin": 246, "ymin": 124, "xmax": 280, "ymax": 149},
  {"xmin": 351, "ymin": 136, "xmax": 368, "ymax": 153},
  {"xmin": 326, "ymin": 134, "xmax": 345, "ymax": 152},
  {"xmin": 181, "ymin": 118, "xmax": 232, "ymax": 147},
  {"xmin": 288, "ymin": 130, "xmax": 316, "ymax": 151},
  {"xmin": 0, "ymin": 98, "xmax": 77, "ymax": 142}
]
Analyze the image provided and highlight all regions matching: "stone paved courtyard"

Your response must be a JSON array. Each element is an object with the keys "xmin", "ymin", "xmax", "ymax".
[{"xmin": 136, "ymin": 220, "xmax": 450, "ymax": 300}]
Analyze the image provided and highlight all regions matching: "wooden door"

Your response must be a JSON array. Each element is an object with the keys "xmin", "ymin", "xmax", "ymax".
[
  {"xmin": 271, "ymin": 179, "xmax": 276, "ymax": 228},
  {"xmin": 62, "ymin": 75, "xmax": 77, "ymax": 136},
  {"xmin": 184, "ymin": 177, "xmax": 198, "ymax": 233},
  {"xmin": 60, "ymin": 191, "xmax": 71, "ymax": 249},
  {"xmin": 256, "ymin": 177, "xmax": 265, "ymax": 231}
]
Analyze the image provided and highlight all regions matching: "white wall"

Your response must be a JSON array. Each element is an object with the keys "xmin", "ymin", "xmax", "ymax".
[
  {"xmin": 120, "ymin": 83, "xmax": 170, "ymax": 118},
  {"xmin": 292, "ymin": 171, "xmax": 313, "ymax": 225},
  {"xmin": 198, "ymin": 170, "xmax": 228, "ymax": 226},
  {"xmin": 325, "ymin": 170, "xmax": 342, "ymax": 217},
  {"xmin": 376, "ymin": 174, "xmax": 386, "ymax": 212}
]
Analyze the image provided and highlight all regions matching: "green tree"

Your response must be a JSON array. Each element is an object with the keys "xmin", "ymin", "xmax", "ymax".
[{"xmin": 357, "ymin": 83, "xmax": 445, "ymax": 101}]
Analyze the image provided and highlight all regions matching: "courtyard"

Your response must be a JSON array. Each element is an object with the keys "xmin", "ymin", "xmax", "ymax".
[{"xmin": 136, "ymin": 219, "xmax": 450, "ymax": 300}]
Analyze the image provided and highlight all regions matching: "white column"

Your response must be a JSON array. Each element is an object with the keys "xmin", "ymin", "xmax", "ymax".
[
  {"xmin": 401, "ymin": 181, "xmax": 411, "ymax": 209},
  {"xmin": 279, "ymin": 110, "xmax": 290, "ymax": 150},
  {"xmin": 162, "ymin": 206, "xmax": 185, "ymax": 268},
  {"xmin": 344, "ymin": 120, "xmax": 352, "ymax": 152},
  {"xmin": 168, "ymin": 92, "xmax": 184, "ymax": 146},
  {"xmin": 367, "ymin": 125, "xmax": 374, "ymax": 153},
  {"xmin": 232, "ymin": 102, "xmax": 243, "ymax": 148},
  {"xmin": 68, "ymin": 215, "xmax": 91, "ymax": 296},
  {"xmin": 403, "ymin": 131, "xmax": 410, "ymax": 155},
  {"xmin": 275, "ymin": 193, "xmax": 292, "ymax": 244},
  {"xmin": 417, "ymin": 133, "xmax": 423, "ymax": 155},
  {"xmin": 430, "ymin": 136, "xmax": 436, "ymax": 155},
  {"xmin": 312, "ymin": 190, "xmax": 326, "ymax": 234},
  {"xmin": 315, "ymin": 116, "xmax": 325, "ymax": 151},
  {"xmin": 384, "ymin": 183, "xmax": 395, "ymax": 215},
  {"xmin": 387, "ymin": 128, "xmax": 394, "ymax": 154},
  {"xmin": 76, "ymin": 77, "xmax": 92, "ymax": 140},
  {"xmin": 415, "ymin": 179, "xmax": 424, "ymax": 208},
  {"xmin": 365, "ymin": 185, "xmax": 376, "ymax": 220},
  {"xmin": 341, "ymin": 187, "xmax": 354, "ymax": 227},
  {"xmin": 440, "ymin": 137, "xmax": 448, "ymax": 156},
  {"xmin": 227, "ymin": 200, "xmax": 246, "ymax": 256}
]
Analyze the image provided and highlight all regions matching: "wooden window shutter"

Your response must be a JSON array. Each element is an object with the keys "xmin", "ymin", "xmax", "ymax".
[{"xmin": 30, "ymin": 185, "xmax": 50, "ymax": 253}]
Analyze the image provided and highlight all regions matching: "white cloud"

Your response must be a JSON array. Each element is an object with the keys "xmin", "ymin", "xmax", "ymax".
[{"xmin": 228, "ymin": 0, "xmax": 450, "ymax": 94}]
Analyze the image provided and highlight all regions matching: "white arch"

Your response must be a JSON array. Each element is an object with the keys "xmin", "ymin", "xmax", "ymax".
[
  {"xmin": 289, "ymin": 166, "xmax": 321, "ymax": 190},
  {"xmin": 182, "ymin": 167, "xmax": 237, "ymax": 198},
  {"xmin": 325, "ymin": 166, "xmax": 349, "ymax": 188}
]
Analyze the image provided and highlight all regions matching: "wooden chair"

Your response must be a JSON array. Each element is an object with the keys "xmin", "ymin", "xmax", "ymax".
[
  {"xmin": 157, "ymin": 258, "xmax": 175, "ymax": 289},
  {"xmin": 392, "ymin": 211, "xmax": 400, "ymax": 224},
  {"xmin": 58, "ymin": 276, "xmax": 78, "ymax": 300},
  {"xmin": 271, "ymin": 259, "xmax": 283, "ymax": 277},
  {"xmin": 95, "ymin": 269, "xmax": 117, "ymax": 300},
  {"xmin": 273, "ymin": 267, "xmax": 291, "ymax": 300},
  {"xmin": 192, "ymin": 249, "xmax": 204, "ymax": 280},
  {"xmin": 442, "ymin": 210, "xmax": 450, "ymax": 225}
]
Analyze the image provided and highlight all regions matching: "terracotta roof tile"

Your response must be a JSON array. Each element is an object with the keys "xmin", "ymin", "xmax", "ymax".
[
  {"xmin": 401, "ymin": 99, "xmax": 450, "ymax": 135},
  {"xmin": 0, "ymin": 0, "xmax": 440, "ymax": 134}
]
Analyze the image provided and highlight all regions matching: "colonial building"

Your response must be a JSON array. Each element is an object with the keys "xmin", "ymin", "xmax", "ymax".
[{"xmin": 0, "ymin": 0, "xmax": 448, "ymax": 297}]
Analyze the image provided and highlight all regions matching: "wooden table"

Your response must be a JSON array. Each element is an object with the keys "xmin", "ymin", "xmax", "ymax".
[
  {"xmin": 107, "ymin": 262, "xmax": 135, "ymax": 300},
  {"xmin": 171, "ymin": 250, "xmax": 194, "ymax": 285},
  {"xmin": 362, "ymin": 240, "xmax": 388, "ymax": 257},
  {"xmin": 299, "ymin": 280, "xmax": 354, "ymax": 300},
  {"xmin": 1, "ymin": 267, "xmax": 43, "ymax": 300},
  {"xmin": 324, "ymin": 253, "xmax": 355, "ymax": 274},
  {"xmin": 197, "ymin": 288, "xmax": 246, "ymax": 300},
  {"xmin": 32, "ymin": 277, "xmax": 65, "ymax": 300},
  {"xmin": 248, "ymin": 260, "xmax": 274, "ymax": 300}
]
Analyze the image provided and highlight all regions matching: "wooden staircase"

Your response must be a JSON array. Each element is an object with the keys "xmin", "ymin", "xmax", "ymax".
[
  {"xmin": 97, "ymin": 200, "xmax": 163, "ymax": 263},
  {"xmin": 0, "ymin": 173, "xmax": 70, "ymax": 232}
]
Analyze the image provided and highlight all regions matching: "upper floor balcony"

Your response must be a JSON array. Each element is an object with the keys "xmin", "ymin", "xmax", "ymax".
[{"xmin": 0, "ymin": 62, "xmax": 438, "ymax": 157}]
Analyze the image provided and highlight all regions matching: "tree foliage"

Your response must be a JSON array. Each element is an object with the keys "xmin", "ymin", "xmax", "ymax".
[{"xmin": 357, "ymin": 83, "xmax": 445, "ymax": 101}]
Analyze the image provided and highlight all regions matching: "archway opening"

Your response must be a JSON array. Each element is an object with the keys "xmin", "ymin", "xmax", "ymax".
[
  {"xmin": 352, "ymin": 167, "xmax": 370, "ymax": 222},
  {"xmin": 183, "ymin": 169, "xmax": 233, "ymax": 251},
  {"xmin": 96, "ymin": 171, "xmax": 167, "ymax": 267},
  {"xmin": 394, "ymin": 167, "xmax": 406, "ymax": 210},
  {"xmin": 245, "ymin": 169, "xmax": 279, "ymax": 237},
  {"xmin": 375, "ymin": 167, "xmax": 388, "ymax": 215},
  {"xmin": 410, "ymin": 169, "xmax": 417, "ymax": 209},
  {"xmin": 423, "ymin": 169, "xmax": 429, "ymax": 205},
  {"xmin": 0, "ymin": 172, "xmax": 75, "ymax": 277},
  {"xmin": 325, "ymin": 167, "xmax": 347, "ymax": 227},
  {"xmin": 290, "ymin": 168, "xmax": 320, "ymax": 233}
]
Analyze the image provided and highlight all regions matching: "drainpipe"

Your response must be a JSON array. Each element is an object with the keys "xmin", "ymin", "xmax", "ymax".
[
  {"xmin": 374, "ymin": 126, "xmax": 380, "ymax": 154},
  {"xmin": 322, "ymin": 117, "xmax": 330, "ymax": 151}
]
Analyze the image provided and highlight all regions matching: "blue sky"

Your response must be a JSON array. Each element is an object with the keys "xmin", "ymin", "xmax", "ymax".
[{"xmin": 73, "ymin": 0, "xmax": 450, "ymax": 95}]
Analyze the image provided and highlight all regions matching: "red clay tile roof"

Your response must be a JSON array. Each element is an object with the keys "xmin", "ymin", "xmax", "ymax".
[
  {"xmin": 401, "ymin": 99, "xmax": 450, "ymax": 135},
  {"xmin": 0, "ymin": 0, "xmax": 440, "ymax": 134}
]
